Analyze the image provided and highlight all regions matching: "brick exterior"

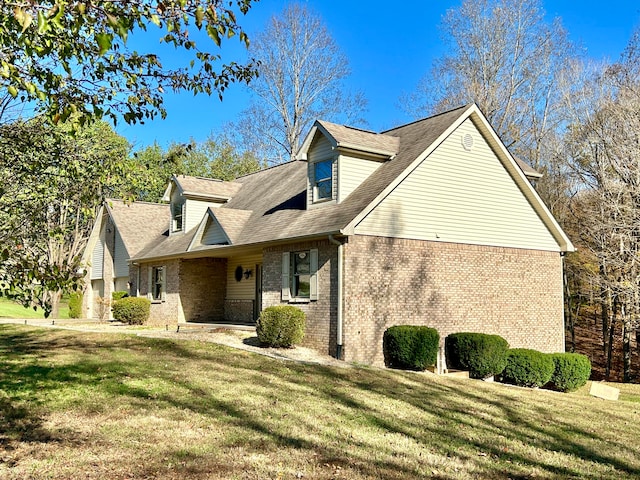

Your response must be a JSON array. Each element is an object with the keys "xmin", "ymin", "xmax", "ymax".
[
  {"xmin": 138, "ymin": 259, "xmax": 182, "ymax": 326},
  {"xmin": 136, "ymin": 258, "xmax": 227, "ymax": 325},
  {"xmin": 262, "ymin": 239, "xmax": 338, "ymax": 356},
  {"xmin": 179, "ymin": 258, "xmax": 227, "ymax": 323},
  {"xmin": 343, "ymin": 235, "xmax": 565, "ymax": 366},
  {"xmin": 224, "ymin": 299, "xmax": 255, "ymax": 324}
]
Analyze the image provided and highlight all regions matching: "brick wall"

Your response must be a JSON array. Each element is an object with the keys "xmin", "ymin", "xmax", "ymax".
[
  {"xmin": 138, "ymin": 259, "xmax": 181, "ymax": 326},
  {"xmin": 343, "ymin": 235, "xmax": 565, "ymax": 366},
  {"xmin": 224, "ymin": 299, "xmax": 254, "ymax": 324},
  {"xmin": 262, "ymin": 239, "xmax": 338, "ymax": 356},
  {"xmin": 180, "ymin": 258, "xmax": 227, "ymax": 322}
]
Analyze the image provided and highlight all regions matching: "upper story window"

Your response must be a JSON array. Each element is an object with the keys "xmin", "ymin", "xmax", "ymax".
[
  {"xmin": 313, "ymin": 160, "xmax": 333, "ymax": 201},
  {"xmin": 171, "ymin": 202, "xmax": 184, "ymax": 233}
]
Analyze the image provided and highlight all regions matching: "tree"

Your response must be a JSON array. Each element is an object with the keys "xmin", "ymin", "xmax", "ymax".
[
  {"xmin": 1, "ymin": 0, "xmax": 257, "ymax": 126},
  {"xmin": 406, "ymin": 0, "xmax": 574, "ymax": 179},
  {"xmin": 235, "ymin": 3, "xmax": 366, "ymax": 163},
  {"xmin": 131, "ymin": 132, "xmax": 263, "ymax": 202},
  {"xmin": 563, "ymin": 29, "xmax": 640, "ymax": 381},
  {"xmin": 0, "ymin": 118, "xmax": 131, "ymax": 317}
]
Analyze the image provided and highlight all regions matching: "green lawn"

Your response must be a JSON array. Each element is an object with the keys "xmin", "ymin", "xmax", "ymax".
[
  {"xmin": 0, "ymin": 297, "xmax": 69, "ymax": 319},
  {"xmin": 1, "ymin": 325, "xmax": 639, "ymax": 479}
]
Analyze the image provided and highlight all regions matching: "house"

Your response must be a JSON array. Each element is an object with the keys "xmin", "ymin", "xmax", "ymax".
[{"xmin": 82, "ymin": 104, "xmax": 574, "ymax": 366}]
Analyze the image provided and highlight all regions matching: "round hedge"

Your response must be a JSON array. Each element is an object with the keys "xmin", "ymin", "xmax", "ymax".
[
  {"xmin": 383, "ymin": 325, "xmax": 440, "ymax": 371},
  {"xmin": 445, "ymin": 332, "xmax": 509, "ymax": 379},
  {"xmin": 501, "ymin": 348, "xmax": 554, "ymax": 388},
  {"xmin": 256, "ymin": 306, "xmax": 306, "ymax": 348},
  {"xmin": 111, "ymin": 297, "xmax": 150, "ymax": 325},
  {"xmin": 549, "ymin": 353, "xmax": 591, "ymax": 392}
]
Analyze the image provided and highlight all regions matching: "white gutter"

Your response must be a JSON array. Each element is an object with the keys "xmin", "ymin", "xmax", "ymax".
[{"xmin": 328, "ymin": 234, "xmax": 344, "ymax": 359}]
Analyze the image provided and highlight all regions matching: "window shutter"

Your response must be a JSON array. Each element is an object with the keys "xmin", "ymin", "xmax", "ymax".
[
  {"xmin": 147, "ymin": 267, "xmax": 152, "ymax": 300},
  {"xmin": 160, "ymin": 267, "xmax": 166, "ymax": 302},
  {"xmin": 281, "ymin": 252, "xmax": 290, "ymax": 301},
  {"xmin": 309, "ymin": 249, "xmax": 318, "ymax": 301}
]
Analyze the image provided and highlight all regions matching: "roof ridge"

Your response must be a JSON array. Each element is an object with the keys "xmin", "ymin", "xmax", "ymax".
[
  {"xmin": 235, "ymin": 158, "xmax": 301, "ymax": 179},
  {"xmin": 381, "ymin": 104, "xmax": 472, "ymax": 134},
  {"xmin": 105, "ymin": 198, "xmax": 168, "ymax": 207},
  {"xmin": 318, "ymin": 119, "xmax": 380, "ymax": 136}
]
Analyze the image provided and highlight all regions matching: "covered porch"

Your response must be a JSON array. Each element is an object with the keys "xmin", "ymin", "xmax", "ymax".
[{"xmin": 177, "ymin": 249, "xmax": 263, "ymax": 326}]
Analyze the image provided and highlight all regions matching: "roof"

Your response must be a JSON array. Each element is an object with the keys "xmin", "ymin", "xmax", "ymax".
[
  {"xmin": 105, "ymin": 200, "xmax": 168, "ymax": 257},
  {"xmin": 129, "ymin": 104, "xmax": 573, "ymax": 261},
  {"xmin": 308, "ymin": 120, "xmax": 400, "ymax": 158},
  {"xmin": 514, "ymin": 157, "xmax": 543, "ymax": 179},
  {"xmin": 162, "ymin": 175, "xmax": 243, "ymax": 201}
]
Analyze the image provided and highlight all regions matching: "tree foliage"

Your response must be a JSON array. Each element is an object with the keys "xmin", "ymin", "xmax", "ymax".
[
  {"xmin": 563, "ymin": 28, "xmax": 640, "ymax": 381},
  {"xmin": 1, "ymin": 0, "xmax": 257, "ymax": 126},
  {"xmin": 0, "ymin": 117, "xmax": 131, "ymax": 316},
  {"xmin": 406, "ymin": 0, "xmax": 573, "ymax": 175},
  {"xmin": 235, "ymin": 3, "xmax": 366, "ymax": 163},
  {"xmin": 131, "ymin": 132, "xmax": 263, "ymax": 202}
]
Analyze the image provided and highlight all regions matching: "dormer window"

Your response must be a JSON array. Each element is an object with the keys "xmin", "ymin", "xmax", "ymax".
[
  {"xmin": 313, "ymin": 160, "xmax": 333, "ymax": 202},
  {"xmin": 172, "ymin": 201, "xmax": 184, "ymax": 233}
]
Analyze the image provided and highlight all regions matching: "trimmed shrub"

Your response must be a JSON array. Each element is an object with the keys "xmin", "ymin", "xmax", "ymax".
[
  {"xmin": 68, "ymin": 291, "xmax": 83, "ymax": 319},
  {"xmin": 549, "ymin": 353, "xmax": 591, "ymax": 392},
  {"xmin": 501, "ymin": 348, "xmax": 554, "ymax": 388},
  {"xmin": 446, "ymin": 332, "xmax": 509, "ymax": 379},
  {"xmin": 111, "ymin": 297, "xmax": 150, "ymax": 325},
  {"xmin": 112, "ymin": 291, "xmax": 129, "ymax": 301},
  {"xmin": 256, "ymin": 306, "xmax": 306, "ymax": 348},
  {"xmin": 383, "ymin": 325, "xmax": 439, "ymax": 371}
]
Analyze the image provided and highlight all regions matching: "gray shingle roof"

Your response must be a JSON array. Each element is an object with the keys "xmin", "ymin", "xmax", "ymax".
[
  {"xmin": 105, "ymin": 200, "xmax": 168, "ymax": 257},
  {"xmin": 316, "ymin": 120, "xmax": 400, "ymax": 156},
  {"xmin": 174, "ymin": 175, "xmax": 243, "ymax": 199},
  {"xmin": 131, "ymin": 105, "xmax": 471, "ymax": 260}
]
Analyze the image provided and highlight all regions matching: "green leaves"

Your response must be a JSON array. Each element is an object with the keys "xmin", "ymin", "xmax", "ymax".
[
  {"xmin": 1, "ymin": 1, "xmax": 258, "ymax": 126},
  {"xmin": 96, "ymin": 33, "xmax": 113, "ymax": 56}
]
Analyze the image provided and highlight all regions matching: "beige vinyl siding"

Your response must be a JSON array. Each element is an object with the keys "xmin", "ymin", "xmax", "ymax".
[
  {"xmin": 201, "ymin": 216, "xmax": 228, "ymax": 245},
  {"xmin": 185, "ymin": 199, "xmax": 221, "ymax": 232},
  {"xmin": 355, "ymin": 118, "xmax": 560, "ymax": 251},
  {"xmin": 113, "ymin": 230, "xmax": 129, "ymax": 277},
  {"xmin": 337, "ymin": 155, "xmax": 381, "ymax": 202},
  {"xmin": 226, "ymin": 254, "xmax": 262, "ymax": 300},
  {"xmin": 307, "ymin": 134, "xmax": 337, "ymax": 205}
]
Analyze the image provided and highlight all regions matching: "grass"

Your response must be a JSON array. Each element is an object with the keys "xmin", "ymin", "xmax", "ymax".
[
  {"xmin": 0, "ymin": 297, "xmax": 69, "ymax": 319},
  {"xmin": 1, "ymin": 325, "xmax": 639, "ymax": 479}
]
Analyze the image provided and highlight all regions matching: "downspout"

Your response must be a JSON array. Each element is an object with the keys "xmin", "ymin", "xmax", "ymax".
[{"xmin": 328, "ymin": 234, "xmax": 344, "ymax": 360}]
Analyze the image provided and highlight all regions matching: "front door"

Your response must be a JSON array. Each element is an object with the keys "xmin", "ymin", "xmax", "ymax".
[{"xmin": 254, "ymin": 263, "xmax": 262, "ymax": 322}]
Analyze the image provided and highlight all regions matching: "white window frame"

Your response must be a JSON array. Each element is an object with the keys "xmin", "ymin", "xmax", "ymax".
[
  {"xmin": 171, "ymin": 201, "xmax": 184, "ymax": 233},
  {"xmin": 282, "ymin": 249, "xmax": 318, "ymax": 302},
  {"xmin": 313, "ymin": 160, "xmax": 333, "ymax": 202}
]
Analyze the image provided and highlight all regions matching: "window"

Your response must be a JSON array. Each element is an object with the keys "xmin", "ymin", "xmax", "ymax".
[
  {"xmin": 172, "ymin": 202, "xmax": 184, "ymax": 233},
  {"xmin": 313, "ymin": 160, "xmax": 333, "ymax": 201},
  {"xmin": 282, "ymin": 250, "xmax": 318, "ymax": 301},
  {"xmin": 148, "ymin": 266, "xmax": 165, "ymax": 302},
  {"xmin": 291, "ymin": 251, "xmax": 311, "ymax": 298}
]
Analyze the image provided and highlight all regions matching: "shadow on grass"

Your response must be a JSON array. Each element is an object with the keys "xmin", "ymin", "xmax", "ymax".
[{"xmin": 1, "ymin": 324, "xmax": 640, "ymax": 479}]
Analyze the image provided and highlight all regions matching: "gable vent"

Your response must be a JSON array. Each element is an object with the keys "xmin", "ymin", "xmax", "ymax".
[{"xmin": 462, "ymin": 133, "xmax": 474, "ymax": 151}]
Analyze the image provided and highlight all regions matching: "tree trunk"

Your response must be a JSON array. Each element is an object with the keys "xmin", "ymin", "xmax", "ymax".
[
  {"xmin": 48, "ymin": 291, "xmax": 62, "ymax": 319},
  {"xmin": 605, "ymin": 314, "xmax": 616, "ymax": 381},
  {"xmin": 623, "ymin": 319, "xmax": 632, "ymax": 382}
]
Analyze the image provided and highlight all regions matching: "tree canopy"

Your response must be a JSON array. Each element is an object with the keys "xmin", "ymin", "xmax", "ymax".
[
  {"xmin": 1, "ymin": 0, "xmax": 257, "ymax": 126},
  {"xmin": 235, "ymin": 3, "xmax": 366, "ymax": 163}
]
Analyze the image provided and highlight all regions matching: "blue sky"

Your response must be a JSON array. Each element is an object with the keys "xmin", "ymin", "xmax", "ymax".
[{"xmin": 115, "ymin": 1, "xmax": 640, "ymax": 151}]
